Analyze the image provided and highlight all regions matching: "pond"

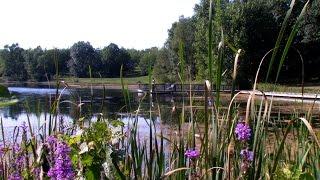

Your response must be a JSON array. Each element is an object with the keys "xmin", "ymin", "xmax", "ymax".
[
  {"xmin": 2, "ymin": 84, "xmax": 200, "ymax": 140},
  {"xmin": 1, "ymin": 85, "xmax": 319, "ymax": 140}
]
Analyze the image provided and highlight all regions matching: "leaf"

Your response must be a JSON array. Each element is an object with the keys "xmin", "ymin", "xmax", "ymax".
[
  {"xmin": 85, "ymin": 169, "xmax": 95, "ymax": 180},
  {"xmin": 82, "ymin": 154, "xmax": 94, "ymax": 167},
  {"xmin": 68, "ymin": 135, "xmax": 81, "ymax": 145},
  {"xmin": 71, "ymin": 154, "xmax": 79, "ymax": 165},
  {"xmin": 110, "ymin": 119, "xmax": 125, "ymax": 127},
  {"xmin": 299, "ymin": 172, "xmax": 315, "ymax": 180}
]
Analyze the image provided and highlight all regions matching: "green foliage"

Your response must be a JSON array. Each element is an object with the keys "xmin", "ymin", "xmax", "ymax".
[
  {"xmin": 23, "ymin": 47, "xmax": 68, "ymax": 81},
  {"xmin": 2, "ymin": 43, "xmax": 28, "ymax": 81},
  {"xmin": 100, "ymin": 43, "xmax": 134, "ymax": 77},
  {"xmin": 167, "ymin": 16, "xmax": 196, "ymax": 79},
  {"xmin": 153, "ymin": 48, "xmax": 178, "ymax": 83},
  {"xmin": 23, "ymin": 46, "xmax": 45, "ymax": 81},
  {"xmin": 69, "ymin": 41, "xmax": 102, "ymax": 78},
  {"xmin": 83, "ymin": 121, "xmax": 112, "ymax": 145},
  {"xmin": 0, "ymin": 85, "xmax": 10, "ymax": 97},
  {"xmin": 67, "ymin": 120, "xmax": 123, "ymax": 179},
  {"xmin": 155, "ymin": 0, "xmax": 320, "ymax": 86},
  {"xmin": 138, "ymin": 47, "xmax": 158, "ymax": 76}
]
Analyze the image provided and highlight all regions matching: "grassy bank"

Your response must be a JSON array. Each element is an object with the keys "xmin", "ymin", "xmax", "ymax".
[
  {"xmin": 257, "ymin": 83, "xmax": 320, "ymax": 94},
  {"xmin": 62, "ymin": 76, "xmax": 149, "ymax": 85},
  {"xmin": 1, "ymin": 76, "xmax": 149, "ymax": 90}
]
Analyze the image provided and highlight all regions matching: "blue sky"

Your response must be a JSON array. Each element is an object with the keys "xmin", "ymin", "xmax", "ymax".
[{"xmin": 0, "ymin": 0, "xmax": 199, "ymax": 50}]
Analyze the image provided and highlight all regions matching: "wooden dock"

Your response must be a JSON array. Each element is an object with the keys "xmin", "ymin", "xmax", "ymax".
[
  {"xmin": 138, "ymin": 84, "xmax": 234, "ymax": 94},
  {"xmin": 240, "ymin": 90, "xmax": 320, "ymax": 100}
]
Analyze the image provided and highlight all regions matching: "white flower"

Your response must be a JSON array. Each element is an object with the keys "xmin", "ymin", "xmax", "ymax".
[{"xmin": 79, "ymin": 142, "xmax": 89, "ymax": 154}]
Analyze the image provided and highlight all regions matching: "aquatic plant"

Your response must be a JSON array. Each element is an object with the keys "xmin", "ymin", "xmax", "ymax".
[
  {"xmin": 185, "ymin": 149, "xmax": 200, "ymax": 159},
  {"xmin": 235, "ymin": 122, "xmax": 252, "ymax": 142},
  {"xmin": 47, "ymin": 138, "xmax": 74, "ymax": 179}
]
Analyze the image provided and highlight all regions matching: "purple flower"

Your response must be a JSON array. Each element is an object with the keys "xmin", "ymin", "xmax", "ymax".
[
  {"xmin": 12, "ymin": 144, "xmax": 21, "ymax": 153},
  {"xmin": 46, "ymin": 135, "xmax": 58, "ymax": 145},
  {"xmin": 185, "ymin": 149, "xmax": 200, "ymax": 159},
  {"xmin": 32, "ymin": 167, "xmax": 41, "ymax": 177},
  {"xmin": 8, "ymin": 172, "xmax": 22, "ymax": 180},
  {"xmin": 15, "ymin": 155, "xmax": 26, "ymax": 169},
  {"xmin": 240, "ymin": 149, "xmax": 254, "ymax": 162},
  {"xmin": 240, "ymin": 149, "xmax": 254, "ymax": 173},
  {"xmin": 235, "ymin": 122, "xmax": 251, "ymax": 141},
  {"xmin": 47, "ymin": 140, "xmax": 74, "ymax": 179}
]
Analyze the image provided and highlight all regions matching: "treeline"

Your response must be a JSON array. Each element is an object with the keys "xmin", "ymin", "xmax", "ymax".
[
  {"xmin": 153, "ymin": 0, "xmax": 320, "ymax": 87},
  {"xmin": 1, "ymin": 0, "xmax": 319, "ymax": 87},
  {"xmin": 0, "ymin": 42, "xmax": 159, "ymax": 81}
]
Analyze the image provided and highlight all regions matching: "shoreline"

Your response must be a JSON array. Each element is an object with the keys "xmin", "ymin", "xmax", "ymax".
[{"xmin": 2, "ymin": 80, "xmax": 141, "ymax": 90}]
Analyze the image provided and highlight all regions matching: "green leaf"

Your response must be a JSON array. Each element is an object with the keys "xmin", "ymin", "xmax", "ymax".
[
  {"xmin": 299, "ymin": 172, "xmax": 315, "ymax": 180},
  {"xmin": 68, "ymin": 135, "xmax": 81, "ymax": 145},
  {"xmin": 71, "ymin": 154, "xmax": 79, "ymax": 165},
  {"xmin": 85, "ymin": 169, "xmax": 95, "ymax": 180},
  {"xmin": 82, "ymin": 154, "xmax": 94, "ymax": 166}
]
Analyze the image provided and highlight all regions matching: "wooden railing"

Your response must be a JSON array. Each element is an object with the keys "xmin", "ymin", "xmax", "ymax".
[{"xmin": 138, "ymin": 84, "xmax": 236, "ymax": 93}]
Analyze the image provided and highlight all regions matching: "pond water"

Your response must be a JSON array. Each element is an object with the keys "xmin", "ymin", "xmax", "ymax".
[
  {"xmin": 0, "ymin": 85, "xmax": 186, "ymax": 140},
  {"xmin": 2, "ymin": 85, "xmax": 319, "ymax": 140},
  {"xmin": 0, "ymin": 86, "xmax": 138, "ymax": 137}
]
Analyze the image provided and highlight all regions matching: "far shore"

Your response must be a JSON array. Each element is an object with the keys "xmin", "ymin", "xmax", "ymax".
[{"xmin": 2, "ymin": 80, "xmax": 141, "ymax": 90}]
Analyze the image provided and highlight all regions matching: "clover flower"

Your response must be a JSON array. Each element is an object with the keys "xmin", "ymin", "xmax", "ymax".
[
  {"xmin": 47, "ymin": 139, "xmax": 74, "ymax": 179},
  {"xmin": 240, "ymin": 149, "xmax": 254, "ymax": 173},
  {"xmin": 235, "ymin": 122, "xmax": 251, "ymax": 141},
  {"xmin": 185, "ymin": 149, "xmax": 200, "ymax": 159},
  {"xmin": 240, "ymin": 149, "xmax": 254, "ymax": 162}
]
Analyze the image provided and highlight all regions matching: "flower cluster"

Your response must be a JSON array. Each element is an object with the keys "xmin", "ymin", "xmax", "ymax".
[
  {"xmin": 235, "ymin": 122, "xmax": 251, "ymax": 141},
  {"xmin": 240, "ymin": 149, "xmax": 254, "ymax": 173},
  {"xmin": 185, "ymin": 149, "xmax": 200, "ymax": 159},
  {"xmin": 47, "ymin": 136, "xmax": 74, "ymax": 179},
  {"xmin": 8, "ymin": 144, "xmax": 24, "ymax": 180},
  {"xmin": 235, "ymin": 122, "xmax": 254, "ymax": 174},
  {"xmin": 240, "ymin": 149, "xmax": 254, "ymax": 162},
  {"xmin": 8, "ymin": 172, "xmax": 23, "ymax": 180}
]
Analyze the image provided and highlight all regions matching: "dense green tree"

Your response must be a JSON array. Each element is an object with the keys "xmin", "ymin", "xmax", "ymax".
[
  {"xmin": 56, "ymin": 49, "xmax": 71, "ymax": 76},
  {"xmin": 127, "ymin": 48, "xmax": 141, "ymax": 74},
  {"xmin": 0, "ymin": 50, "xmax": 5, "ymax": 77},
  {"xmin": 192, "ymin": 0, "xmax": 211, "ymax": 80},
  {"xmin": 138, "ymin": 47, "xmax": 158, "ymax": 76},
  {"xmin": 166, "ymin": 16, "xmax": 196, "ymax": 79},
  {"xmin": 24, "ymin": 48, "xmax": 70, "ymax": 81},
  {"xmin": 24, "ymin": 46, "xmax": 45, "ymax": 81},
  {"xmin": 153, "ymin": 48, "xmax": 178, "ymax": 83},
  {"xmin": 296, "ymin": 0, "xmax": 320, "ymax": 82},
  {"xmin": 2, "ymin": 44, "xmax": 28, "ymax": 81},
  {"xmin": 100, "ymin": 43, "xmax": 133, "ymax": 77},
  {"xmin": 68, "ymin": 41, "xmax": 101, "ymax": 78}
]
